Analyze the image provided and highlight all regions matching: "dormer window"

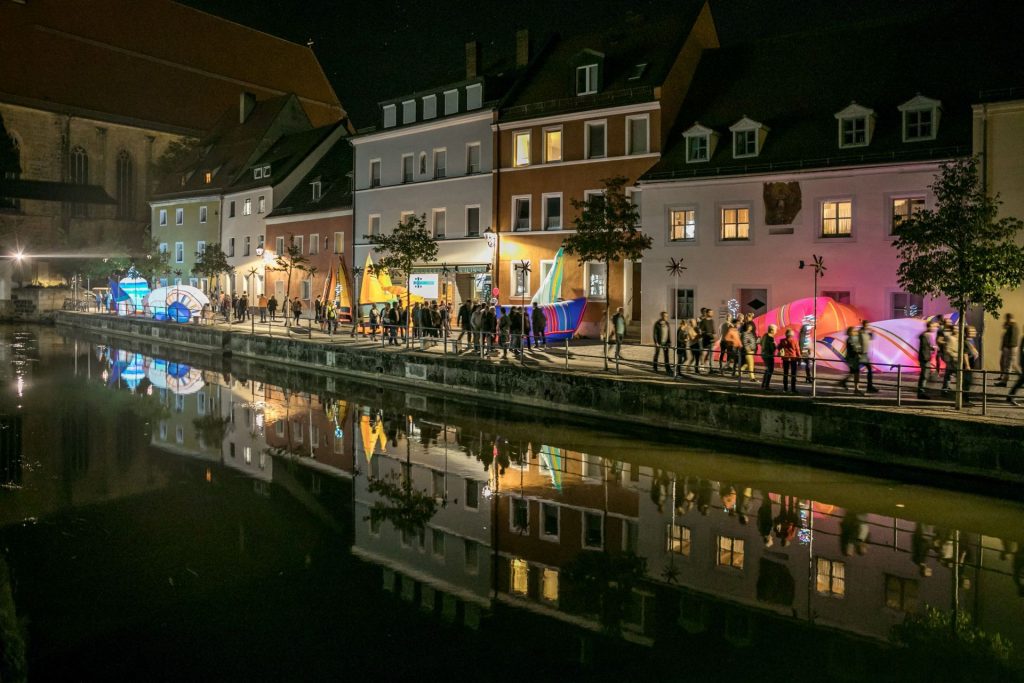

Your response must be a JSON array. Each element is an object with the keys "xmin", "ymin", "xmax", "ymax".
[
  {"xmin": 682, "ymin": 123, "xmax": 717, "ymax": 163},
  {"xmin": 466, "ymin": 83, "xmax": 482, "ymax": 110},
  {"xmin": 402, "ymin": 99, "xmax": 416, "ymax": 124},
  {"xmin": 834, "ymin": 102, "xmax": 875, "ymax": 148},
  {"xmin": 423, "ymin": 94, "xmax": 437, "ymax": 120},
  {"xmin": 262, "ymin": 164, "xmax": 270, "ymax": 177},
  {"xmin": 628, "ymin": 63, "xmax": 648, "ymax": 81},
  {"xmin": 729, "ymin": 117, "xmax": 766, "ymax": 159},
  {"xmin": 898, "ymin": 95, "xmax": 941, "ymax": 142},
  {"xmin": 382, "ymin": 104, "xmax": 396, "ymax": 128},
  {"xmin": 311, "ymin": 180, "xmax": 322, "ymax": 201},
  {"xmin": 203, "ymin": 171, "xmax": 213, "ymax": 184},
  {"xmin": 253, "ymin": 167, "xmax": 263, "ymax": 180},
  {"xmin": 576, "ymin": 64, "xmax": 598, "ymax": 95}
]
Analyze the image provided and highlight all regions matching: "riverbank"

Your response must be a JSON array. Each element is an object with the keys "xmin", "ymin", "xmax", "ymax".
[{"xmin": 51, "ymin": 311, "xmax": 1024, "ymax": 486}]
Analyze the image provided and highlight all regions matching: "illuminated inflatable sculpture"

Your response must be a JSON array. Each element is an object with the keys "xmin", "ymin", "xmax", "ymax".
[{"xmin": 143, "ymin": 285, "xmax": 210, "ymax": 323}]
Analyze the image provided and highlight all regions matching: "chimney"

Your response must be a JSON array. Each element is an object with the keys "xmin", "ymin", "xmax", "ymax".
[
  {"xmin": 515, "ymin": 29, "xmax": 530, "ymax": 68},
  {"xmin": 239, "ymin": 91, "xmax": 256, "ymax": 124},
  {"xmin": 465, "ymin": 41, "xmax": 480, "ymax": 80}
]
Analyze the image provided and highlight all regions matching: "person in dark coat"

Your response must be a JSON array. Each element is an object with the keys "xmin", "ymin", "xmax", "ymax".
[
  {"xmin": 457, "ymin": 301, "xmax": 472, "ymax": 349},
  {"xmin": 652, "ymin": 311, "xmax": 671, "ymax": 375},
  {"xmin": 759, "ymin": 324, "xmax": 777, "ymax": 390},
  {"xmin": 268, "ymin": 295, "xmax": 278, "ymax": 321},
  {"xmin": 917, "ymin": 320, "xmax": 938, "ymax": 399},
  {"xmin": 532, "ymin": 306, "xmax": 548, "ymax": 349}
]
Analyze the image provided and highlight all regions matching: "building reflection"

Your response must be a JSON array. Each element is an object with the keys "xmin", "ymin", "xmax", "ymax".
[{"xmin": 3, "ymin": 327, "xmax": 1023, "ymax": 664}]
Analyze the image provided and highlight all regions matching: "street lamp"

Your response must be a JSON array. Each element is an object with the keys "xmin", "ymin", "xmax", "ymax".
[
  {"xmin": 799, "ymin": 255, "xmax": 826, "ymax": 396},
  {"xmin": 352, "ymin": 264, "xmax": 363, "ymax": 338},
  {"xmin": 483, "ymin": 226, "xmax": 498, "ymax": 304}
]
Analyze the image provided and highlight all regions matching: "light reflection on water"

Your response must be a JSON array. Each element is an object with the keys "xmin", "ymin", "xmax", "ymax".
[{"xmin": 1, "ymin": 325, "xmax": 1023, "ymax": 680}]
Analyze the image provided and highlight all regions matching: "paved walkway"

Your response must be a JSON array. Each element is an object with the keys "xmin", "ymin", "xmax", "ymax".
[{"xmin": 92, "ymin": 311, "xmax": 1024, "ymax": 424}]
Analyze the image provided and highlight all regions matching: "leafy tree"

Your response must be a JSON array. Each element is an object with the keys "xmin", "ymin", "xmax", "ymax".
[
  {"xmin": 193, "ymin": 242, "xmax": 234, "ymax": 293},
  {"xmin": 132, "ymin": 239, "xmax": 172, "ymax": 285},
  {"xmin": 269, "ymin": 236, "xmax": 312, "ymax": 305},
  {"xmin": 154, "ymin": 137, "xmax": 199, "ymax": 177},
  {"xmin": 564, "ymin": 176, "xmax": 651, "ymax": 368},
  {"xmin": 894, "ymin": 157, "xmax": 1024, "ymax": 408},
  {"xmin": 368, "ymin": 213, "xmax": 438, "ymax": 345}
]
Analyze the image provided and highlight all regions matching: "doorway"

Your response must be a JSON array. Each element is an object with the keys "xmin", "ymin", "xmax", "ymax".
[
  {"xmin": 630, "ymin": 262, "xmax": 642, "ymax": 320},
  {"xmin": 738, "ymin": 288, "xmax": 768, "ymax": 316}
]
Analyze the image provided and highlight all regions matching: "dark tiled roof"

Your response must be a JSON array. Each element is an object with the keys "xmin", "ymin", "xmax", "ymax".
[
  {"xmin": 270, "ymin": 137, "xmax": 353, "ymax": 217},
  {"xmin": 152, "ymin": 95, "xmax": 310, "ymax": 199},
  {"xmin": 0, "ymin": 0, "xmax": 345, "ymax": 131},
  {"xmin": 499, "ymin": 2, "xmax": 705, "ymax": 122},
  {"xmin": 643, "ymin": 5, "xmax": 1023, "ymax": 181},
  {"xmin": 228, "ymin": 123, "xmax": 340, "ymax": 193}
]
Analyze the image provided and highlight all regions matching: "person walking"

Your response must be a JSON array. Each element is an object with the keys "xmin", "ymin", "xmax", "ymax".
[
  {"xmin": 387, "ymin": 302, "xmax": 400, "ymax": 345},
  {"xmin": 723, "ymin": 322, "xmax": 741, "ymax": 376},
  {"xmin": 610, "ymin": 307, "xmax": 626, "ymax": 360},
  {"xmin": 934, "ymin": 316, "xmax": 948, "ymax": 380},
  {"xmin": 799, "ymin": 317, "xmax": 814, "ymax": 383},
  {"xmin": 258, "ymin": 293, "xmax": 268, "ymax": 323},
  {"xmin": 688, "ymin": 318, "xmax": 703, "ymax": 373},
  {"xmin": 740, "ymin": 319, "xmax": 757, "ymax": 381},
  {"xmin": 368, "ymin": 304, "xmax": 380, "ymax": 341},
  {"xmin": 326, "ymin": 301, "xmax": 337, "ymax": 336},
  {"xmin": 941, "ymin": 324, "xmax": 959, "ymax": 394},
  {"xmin": 698, "ymin": 308, "xmax": 716, "ymax": 374},
  {"xmin": 859, "ymin": 320, "xmax": 879, "ymax": 393},
  {"xmin": 291, "ymin": 297, "xmax": 302, "ymax": 325},
  {"xmin": 779, "ymin": 329, "xmax": 800, "ymax": 394},
  {"xmin": 498, "ymin": 307, "xmax": 511, "ymax": 359},
  {"xmin": 717, "ymin": 318, "xmax": 732, "ymax": 373},
  {"xmin": 917, "ymin": 320, "xmax": 938, "ymax": 399},
  {"xmin": 652, "ymin": 311, "xmax": 672, "ymax": 375},
  {"xmin": 839, "ymin": 326, "xmax": 863, "ymax": 392},
  {"xmin": 483, "ymin": 306, "xmax": 497, "ymax": 355},
  {"xmin": 1006, "ymin": 329, "xmax": 1024, "ymax": 406},
  {"xmin": 759, "ymin": 324, "xmax": 778, "ymax": 390},
  {"xmin": 995, "ymin": 313, "xmax": 1020, "ymax": 387},
  {"xmin": 470, "ymin": 304, "xmax": 484, "ymax": 353},
  {"xmin": 314, "ymin": 295, "xmax": 323, "ymax": 325},
  {"xmin": 522, "ymin": 307, "xmax": 533, "ymax": 352},
  {"xmin": 268, "ymin": 295, "xmax": 278, "ymax": 322},
  {"xmin": 674, "ymin": 319, "xmax": 690, "ymax": 376},
  {"xmin": 457, "ymin": 300, "xmax": 472, "ymax": 350},
  {"xmin": 963, "ymin": 325, "xmax": 981, "ymax": 405},
  {"xmin": 532, "ymin": 305, "xmax": 547, "ymax": 350}
]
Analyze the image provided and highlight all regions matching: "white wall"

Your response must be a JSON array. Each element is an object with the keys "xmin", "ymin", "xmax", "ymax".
[{"xmin": 638, "ymin": 162, "xmax": 951, "ymax": 342}]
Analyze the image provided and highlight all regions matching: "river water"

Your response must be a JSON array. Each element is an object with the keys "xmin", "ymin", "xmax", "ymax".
[{"xmin": 0, "ymin": 325, "xmax": 1022, "ymax": 682}]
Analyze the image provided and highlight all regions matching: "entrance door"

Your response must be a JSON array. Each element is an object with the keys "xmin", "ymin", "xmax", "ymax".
[{"xmin": 631, "ymin": 262, "xmax": 642, "ymax": 320}]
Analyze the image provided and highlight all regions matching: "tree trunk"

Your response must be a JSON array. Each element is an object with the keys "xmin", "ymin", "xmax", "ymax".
[{"xmin": 956, "ymin": 307, "xmax": 966, "ymax": 410}]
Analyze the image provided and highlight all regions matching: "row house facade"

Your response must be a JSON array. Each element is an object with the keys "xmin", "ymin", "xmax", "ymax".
[
  {"xmin": 351, "ymin": 34, "xmax": 531, "ymax": 307},
  {"xmin": 492, "ymin": 3, "xmax": 718, "ymax": 336},
  {"xmin": 635, "ymin": 16, "xmax": 986, "ymax": 343}
]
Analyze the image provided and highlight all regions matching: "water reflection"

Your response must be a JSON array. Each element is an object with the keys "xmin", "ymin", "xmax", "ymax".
[{"xmin": 2, "ymin": 326, "xmax": 1023, "ymax": 679}]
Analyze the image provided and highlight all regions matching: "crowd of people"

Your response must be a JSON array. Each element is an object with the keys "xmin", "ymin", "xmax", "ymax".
[{"xmin": 648, "ymin": 308, "xmax": 1024, "ymax": 404}]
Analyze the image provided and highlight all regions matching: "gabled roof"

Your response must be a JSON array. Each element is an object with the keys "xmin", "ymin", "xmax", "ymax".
[
  {"xmin": 152, "ymin": 95, "xmax": 312, "ymax": 200},
  {"xmin": 227, "ymin": 123, "xmax": 341, "ymax": 194},
  {"xmin": 499, "ymin": 2, "xmax": 707, "ymax": 122},
  {"xmin": 0, "ymin": 179, "xmax": 115, "ymax": 205},
  {"xmin": 0, "ymin": 0, "xmax": 345, "ymax": 132},
  {"xmin": 270, "ymin": 137, "xmax": 353, "ymax": 217},
  {"xmin": 642, "ymin": 4, "xmax": 1022, "ymax": 181}
]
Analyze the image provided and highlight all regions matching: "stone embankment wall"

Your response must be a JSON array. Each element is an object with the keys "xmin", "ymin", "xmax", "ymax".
[{"xmin": 54, "ymin": 312, "xmax": 1024, "ymax": 485}]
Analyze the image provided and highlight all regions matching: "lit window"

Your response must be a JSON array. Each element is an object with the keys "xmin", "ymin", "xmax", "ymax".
[
  {"xmin": 513, "ymin": 261, "xmax": 529, "ymax": 297},
  {"xmin": 892, "ymin": 196, "xmax": 925, "ymax": 233},
  {"xmin": 204, "ymin": 171, "xmax": 212, "ymax": 184},
  {"xmin": 541, "ymin": 568, "xmax": 559, "ymax": 603},
  {"xmin": 466, "ymin": 144, "xmax": 481, "ymax": 174},
  {"xmin": 586, "ymin": 262, "xmax": 607, "ymax": 299},
  {"xmin": 175, "ymin": 208, "xmax": 184, "ymax": 225},
  {"xmin": 687, "ymin": 134, "xmax": 709, "ymax": 162},
  {"xmin": 513, "ymin": 196, "xmax": 531, "ymax": 231},
  {"xmin": 544, "ymin": 128, "xmax": 562, "ymax": 162},
  {"xmin": 583, "ymin": 511, "xmax": 603, "ymax": 548},
  {"xmin": 816, "ymin": 557, "xmax": 846, "ymax": 597},
  {"xmin": 199, "ymin": 205, "xmax": 207, "ymax": 224},
  {"xmin": 514, "ymin": 131, "xmax": 531, "ymax": 167},
  {"xmin": 721, "ymin": 207, "xmax": 750, "ymax": 240},
  {"xmin": 311, "ymin": 180, "xmax": 321, "ymax": 201},
  {"xmin": 627, "ymin": 115, "xmax": 649, "ymax": 155},
  {"xmin": 275, "ymin": 236, "xmax": 284, "ymax": 254},
  {"xmin": 543, "ymin": 194, "xmax": 561, "ymax": 230},
  {"xmin": 511, "ymin": 558, "xmax": 529, "ymax": 595},
  {"xmin": 576, "ymin": 63, "xmax": 598, "ymax": 95},
  {"xmin": 670, "ymin": 209, "xmax": 696, "ymax": 241},
  {"xmin": 821, "ymin": 200, "xmax": 852, "ymax": 237},
  {"xmin": 667, "ymin": 524, "xmax": 691, "ymax": 555},
  {"xmin": 585, "ymin": 121, "xmax": 606, "ymax": 158},
  {"xmin": 243, "ymin": 198, "xmax": 252, "ymax": 215},
  {"xmin": 717, "ymin": 536, "xmax": 744, "ymax": 569},
  {"xmin": 885, "ymin": 574, "xmax": 918, "ymax": 612}
]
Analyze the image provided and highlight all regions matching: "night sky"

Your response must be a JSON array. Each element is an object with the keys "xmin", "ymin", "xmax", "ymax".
[{"xmin": 180, "ymin": 0, "xmax": 969, "ymax": 127}]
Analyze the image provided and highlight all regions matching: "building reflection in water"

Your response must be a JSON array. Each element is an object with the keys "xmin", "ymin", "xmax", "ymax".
[{"xmin": 4, "ymin": 326, "xmax": 1024, "ymax": 670}]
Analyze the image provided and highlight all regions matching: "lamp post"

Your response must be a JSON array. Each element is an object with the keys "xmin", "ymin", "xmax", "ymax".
[
  {"xmin": 351, "ymin": 264, "xmax": 363, "ymax": 338},
  {"xmin": 516, "ymin": 260, "xmax": 530, "ymax": 364},
  {"xmin": 440, "ymin": 262, "xmax": 452, "ymax": 351},
  {"xmin": 666, "ymin": 257, "xmax": 687, "ymax": 374},
  {"xmin": 799, "ymin": 255, "xmax": 826, "ymax": 396},
  {"xmin": 483, "ymin": 226, "xmax": 498, "ymax": 304}
]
